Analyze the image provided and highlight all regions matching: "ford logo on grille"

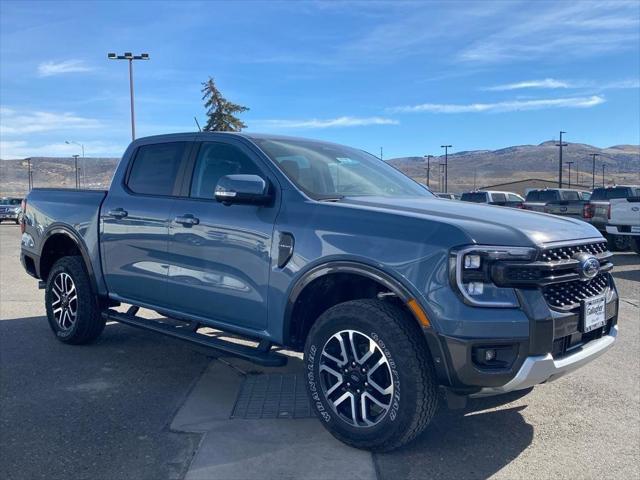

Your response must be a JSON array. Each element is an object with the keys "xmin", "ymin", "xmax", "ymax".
[{"xmin": 574, "ymin": 252, "xmax": 600, "ymax": 280}]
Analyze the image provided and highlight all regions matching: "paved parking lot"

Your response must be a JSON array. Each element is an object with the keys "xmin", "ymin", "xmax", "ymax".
[{"xmin": 1, "ymin": 223, "xmax": 638, "ymax": 479}]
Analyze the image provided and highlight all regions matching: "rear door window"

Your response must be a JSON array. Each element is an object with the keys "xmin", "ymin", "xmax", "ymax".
[
  {"xmin": 526, "ymin": 191, "xmax": 539, "ymax": 202},
  {"xmin": 127, "ymin": 142, "xmax": 189, "ymax": 196},
  {"xmin": 538, "ymin": 190, "xmax": 559, "ymax": 202},
  {"xmin": 508, "ymin": 194, "xmax": 522, "ymax": 202}
]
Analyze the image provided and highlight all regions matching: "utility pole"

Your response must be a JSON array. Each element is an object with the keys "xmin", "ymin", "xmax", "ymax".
[
  {"xmin": 589, "ymin": 153, "xmax": 599, "ymax": 189},
  {"xmin": 439, "ymin": 164, "xmax": 445, "ymax": 192},
  {"xmin": 27, "ymin": 158, "xmax": 32, "ymax": 191},
  {"xmin": 72, "ymin": 155, "xmax": 80, "ymax": 189},
  {"xmin": 556, "ymin": 131, "xmax": 567, "ymax": 188},
  {"xmin": 440, "ymin": 145, "xmax": 452, "ymax": 193},
  {"xmin": 602, "ymin": 164, "xmax": 606, "ymax": 187},
  {"xmin": 576, "ymin": 161, "xmax": 580, "ymax": 186},
  {"xmin": 424, "ymin": 155, "xmax": 433, "ymax": 187},
  {"xmin": 567, "ymin": 161, "xmax": 574, "ymax": 189},
  {"xmin": 107, "ymin": 52, "xmax": 150, "ymax": 140}
]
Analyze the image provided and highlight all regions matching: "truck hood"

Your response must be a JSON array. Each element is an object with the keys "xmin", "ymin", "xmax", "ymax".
[{"xmin": 340, "ymin": 196, "xmax": 603, "ymax": 246}]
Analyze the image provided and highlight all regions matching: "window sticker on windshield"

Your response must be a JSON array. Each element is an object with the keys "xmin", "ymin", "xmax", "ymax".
[{"xmin": 336, "ymin": 157, "xmax": 359, "ymax": 165}]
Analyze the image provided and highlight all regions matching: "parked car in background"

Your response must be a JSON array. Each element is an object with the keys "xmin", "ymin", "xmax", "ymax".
[
  {"xmin": 605, "ymin": 197, "xmax": 640, "ymax": 254},
  {"xmin": 0, "ymin": 197, "xmax": 23, "ymax": 224},
  {"xmin": 460, "ymin": 190, "xmax": 524, "ymax": 208},
  {"xmin": 523, "ymin": 188, "xmax": 592, "ymax": 221},
  {"xmin": 435, "ymin": 192, "xmax": 460, "ymax": 200},
  {"xmin": 19, "ymin": 132, "xmax": 618, "ymax": 452},
  {"xmin": 587, "ymin": 185, "xmax": 640, "ymax": 250}
]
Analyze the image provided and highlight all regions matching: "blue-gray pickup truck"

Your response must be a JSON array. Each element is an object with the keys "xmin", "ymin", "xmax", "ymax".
[{"xmin": 20, "ymin": 132, "xmax": 619, "ymax": 451}]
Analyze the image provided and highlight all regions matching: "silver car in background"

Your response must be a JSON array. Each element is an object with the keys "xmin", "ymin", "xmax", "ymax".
[{"xmin": 0, "ymin": 197, "xmax": 23, "ymax": 224}]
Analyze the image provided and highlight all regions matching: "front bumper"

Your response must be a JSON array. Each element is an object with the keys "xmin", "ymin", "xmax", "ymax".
[{"xmin": 472, "ymin": 324, "xmax": 617, "ymax": 397}]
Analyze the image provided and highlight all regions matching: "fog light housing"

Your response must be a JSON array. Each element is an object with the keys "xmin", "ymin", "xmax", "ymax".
[{"xmin": 472, "ymin": 345, "xmax": 518, "ymax": 369}]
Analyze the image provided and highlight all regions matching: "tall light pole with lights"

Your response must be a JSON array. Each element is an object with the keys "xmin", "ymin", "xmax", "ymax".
[
  {"xmin": 66, "ymin": 140, "xmax": 84, "ymax": 188},
  {"xmin": 107, "ymin": 52, "xmax": 150, "ymax": 140}
]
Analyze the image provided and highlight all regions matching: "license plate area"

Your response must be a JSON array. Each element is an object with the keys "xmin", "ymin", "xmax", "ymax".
[{"xmin": 581, "ymin": 294, "xmax": 606, "ymax": 333}]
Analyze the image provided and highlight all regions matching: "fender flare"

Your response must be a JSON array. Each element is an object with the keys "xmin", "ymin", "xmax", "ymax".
[
  {"xmin": 39, "ymin": 225, "xmax": 99, "ymax": 296},
  {"xmin": 282, "ymin": 261, "xmax": 415, "ymax": 345}
]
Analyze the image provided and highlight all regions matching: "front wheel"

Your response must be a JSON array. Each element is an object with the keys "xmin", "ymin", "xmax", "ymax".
[
  {"xmin": 607, "ymin": 234, "xmax": 630, "ymax": 251},
  {"xmin": 45, "ymin": 256, "xmax": 105, "ymax": 344},
  {"xmin": 304, "ymin": 299, "xmax": 438, "ymax": 452}
]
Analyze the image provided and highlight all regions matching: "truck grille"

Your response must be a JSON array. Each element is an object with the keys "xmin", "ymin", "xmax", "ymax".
[
  {"xmin": 542, "ymin": 273, "xmax": 609, "ymax": 310},
  {"xmin": 539, "ymin": 241, "xmax": 608, "ymax": 262}
]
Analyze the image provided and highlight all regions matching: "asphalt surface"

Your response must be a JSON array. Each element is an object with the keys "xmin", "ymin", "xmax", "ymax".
[{"xmin": 0, "ymin": 223, "xmax": 638, "ymax": 479}]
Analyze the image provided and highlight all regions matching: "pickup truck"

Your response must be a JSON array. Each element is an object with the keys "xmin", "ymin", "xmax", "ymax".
[
  {"xmin": 587, "ymin": 185, "xmax": 640, "ymax": 251},
  {"xmin": 460, "ymin": 190, "xmax": 524, "ymax": 208},
  {"xmin": 605, "ymin": 197, "xmax": 640, "ymax": 254},
  {"xmin": 522, "ymin": 188, "xmax": 591, "ymax": 220},
  {"xmin": 0, "ymin": 197, "xmax": 23, "ymax": 224},
  {"xmin": 20, "ymin": 132, "xmax": 619, "ymax": 452}
]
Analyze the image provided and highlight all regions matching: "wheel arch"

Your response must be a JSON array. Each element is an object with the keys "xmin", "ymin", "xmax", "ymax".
[
  {"xmin": 39, "ymin": 226, "xmax": 98, "ymax": 296},
  {"xmin": 283, "ymin": 261, "xmax": 427, "ymax": 350}
]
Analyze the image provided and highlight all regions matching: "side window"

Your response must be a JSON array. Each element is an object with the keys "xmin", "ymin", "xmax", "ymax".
[
  {"xmin": 190, "ymin": 142, "xmax": 262, "ymax": 199},
  {"xmin": 526, "ymin": 191, "xmax": 538, "ymax": 201},
  {"xmin": 128, "ymin": 142, "xmax": 188, "ymax": 196},
  {"xmin": 508, "ymin": 193, "xmax": 522, "ymax": 202},
  {"xmin": 492, "ymin": 193, "xmax": 507, "ymax": 202}
]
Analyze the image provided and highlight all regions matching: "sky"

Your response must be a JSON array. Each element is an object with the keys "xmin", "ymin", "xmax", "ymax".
[{"xmin": 0, "ymin": 0, "xmax": 639, "ymax": 160}]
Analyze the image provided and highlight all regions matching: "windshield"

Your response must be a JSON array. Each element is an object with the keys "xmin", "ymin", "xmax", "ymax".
[
  {"xmin": 0, "ymin": 198, "xmax": 21, "ymax": 206},
  {"xmin": 253, "ymin": 138, "xmax": 433, "ymax": 199}
]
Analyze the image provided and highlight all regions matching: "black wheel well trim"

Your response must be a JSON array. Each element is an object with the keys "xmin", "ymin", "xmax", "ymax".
[
  {"xmin": 283, "ymin": 261, "xmax": 420, "ymax": 346},
  {"xmin": 39, "ymin": 225, "xmax": 98, "ymax": 296}
]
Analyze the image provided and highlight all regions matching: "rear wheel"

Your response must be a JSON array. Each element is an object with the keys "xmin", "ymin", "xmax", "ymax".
[
  {"xmin": 304, "ymin": 299, "xmax": 438, "ymax": 452},
  {"xmin": 45, "ymin": 256, "xmax": 105, "ymax": 344}
]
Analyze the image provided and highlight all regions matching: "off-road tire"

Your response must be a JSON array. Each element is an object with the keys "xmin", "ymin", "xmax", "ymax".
[
  {"xmin": 304, "ymin": 299, "xmax": 438, "ymax": 452},
  {"xmin": 632, "ymin": 237, "xmax": 640, "ymax": 255},
  {"xmin": 45, "ymin": 256, "xmax": 105, "ymax": 344}
]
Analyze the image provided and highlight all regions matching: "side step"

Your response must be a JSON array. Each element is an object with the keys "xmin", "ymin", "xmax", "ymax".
[{"xmin": 102, "ymin": 309, "xmax": 287, "ymax": 367}]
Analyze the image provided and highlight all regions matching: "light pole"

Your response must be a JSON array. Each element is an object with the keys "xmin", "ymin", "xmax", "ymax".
[
  {"xmin": 424, "ymin": 155, "xmax": 433, "ymax": 187},
  {"xmin": 602, "ymin": 164, "xmax": 606, "ymax": 187},
  {"xmin": 380, "ymin": 147, "xmax": 383, "ymax": 161},
  {"xmin": 107, "ymin": 52, "xmax": 150, "ymax": 140},
  {"xmin": 567, "ymin": 161, "xmax": 574, "ymax": 189},
  {"xmin": 556, "ymin": 131, "xmax": 567, "ymax": 188},
  {"xmin": 72, "ymin": 154, "xmax": 80, "ymax": 189},
  {"xmin": 590, "ymin": 153, "xmax": 599, "ymax": 189},
  {"xmin": 440, "ymin": 145, "xmax": 452, "ymax": 193},
  {"xmin": 66, "ymin": 140, "xmax": 84, "ymax": 188}
]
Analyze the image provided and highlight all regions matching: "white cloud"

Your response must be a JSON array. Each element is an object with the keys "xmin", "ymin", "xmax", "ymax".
[
  {"xmin": 254, "ymin": 116, "xmax": 399, "ymax": 129},
  {"xmin": 458, "ymin": 2, "xmax": 640, "ymax": 63},
  {"xmin": 485, "ymin": 78, "xmax": 571, "ymax": 91},
  {"xmin": 0, "ymin": 140, "xmax": 124, "ymax": 159},
  {"xmin": 0, "ymin": 107, "xmax": 102, "ymax": 135},
  {"xmin": 37, "ymin": 59, "xmax": 94, "ymax": 77},
  {"xmin": 391, "ymin": 95, "xmax": 605, "ymax": 114}
]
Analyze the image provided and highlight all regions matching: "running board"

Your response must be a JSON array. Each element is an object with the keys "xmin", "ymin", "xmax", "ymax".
[{"xmin": 102, "ymin": 309, "xmax": 287, "ymax": 367}]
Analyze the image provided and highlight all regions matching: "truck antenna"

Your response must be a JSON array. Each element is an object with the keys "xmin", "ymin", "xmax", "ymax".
[{"xmin": 194, "ymin": 117, "xmax": 202, "ymax": 132}]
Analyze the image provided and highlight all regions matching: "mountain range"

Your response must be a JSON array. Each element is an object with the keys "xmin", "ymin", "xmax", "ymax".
[{"xmin": 1, "ymin": 142, "xmax": 638, "ymax": 196}]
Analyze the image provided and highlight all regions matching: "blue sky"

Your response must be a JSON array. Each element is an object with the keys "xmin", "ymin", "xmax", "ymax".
[{"xmin": 1, "ymin": 0, "xmax": 639, "ymax": 159}]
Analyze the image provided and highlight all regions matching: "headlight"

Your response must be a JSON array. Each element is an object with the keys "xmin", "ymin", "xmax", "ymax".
[{"xmin": 449, "ymin": 245, "xmax": 536, "ymax": 308}]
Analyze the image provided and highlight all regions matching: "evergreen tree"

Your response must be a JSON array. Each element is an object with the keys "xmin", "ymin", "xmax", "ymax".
[{"xmin": 200, "ymin": 77, "xmax": 249, "ymax": 131}]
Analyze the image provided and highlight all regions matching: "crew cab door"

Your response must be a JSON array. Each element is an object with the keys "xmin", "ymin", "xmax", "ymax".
[
  {"xmin": 166, "ymin": 139, "xmax": 280, "ymax": 331},
  {"xmin": 100, "ymin": 140, "xmax": 192, "ymax": 307}
]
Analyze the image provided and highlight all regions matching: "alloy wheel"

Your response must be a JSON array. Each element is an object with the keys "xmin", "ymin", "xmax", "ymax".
[
  {"xmin": 319, "ymin": 329, "xmax": 394, "ymax": 427},
  {"xmin": 51, "ymin": 272, "xmax": 78, "ymax": 330}
]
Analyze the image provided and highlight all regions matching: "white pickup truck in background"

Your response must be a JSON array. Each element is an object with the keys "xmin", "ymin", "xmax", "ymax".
[{"xmin": 606, "ymin": 197, "xmax": 640, "ymax": 254}]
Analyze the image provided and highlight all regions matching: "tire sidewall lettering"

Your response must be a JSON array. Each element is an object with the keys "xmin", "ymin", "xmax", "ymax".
[{"xmin": 371, "ymin": 331, "xmax": 401, "ymax": 422}]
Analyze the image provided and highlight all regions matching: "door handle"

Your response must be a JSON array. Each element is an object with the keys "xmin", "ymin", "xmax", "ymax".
[
  {"xmin": 108, "ymin": 208, "xmax": 128, "ymax": 219},
  {"xmin": 174, "ymin": 214, "xmax": 200, "ymax": 226}
]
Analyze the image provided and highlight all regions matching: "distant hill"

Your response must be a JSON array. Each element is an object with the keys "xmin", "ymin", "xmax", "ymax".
[
  {"xmin": 0, "ymin": 157, "xmax": 119, "ymax": 196},
  {"xmin": 1, "ymin": 141, "xmax": 638, "ymax": 196},
  {"xmin": 388, "ymin": 142, "xmax": 639, "ymax": 192}
]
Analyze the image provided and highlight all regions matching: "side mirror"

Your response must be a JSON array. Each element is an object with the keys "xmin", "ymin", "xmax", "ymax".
[{"xmin": 214, "ymin": 174, "xmax": 272, "ymax": 206}]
